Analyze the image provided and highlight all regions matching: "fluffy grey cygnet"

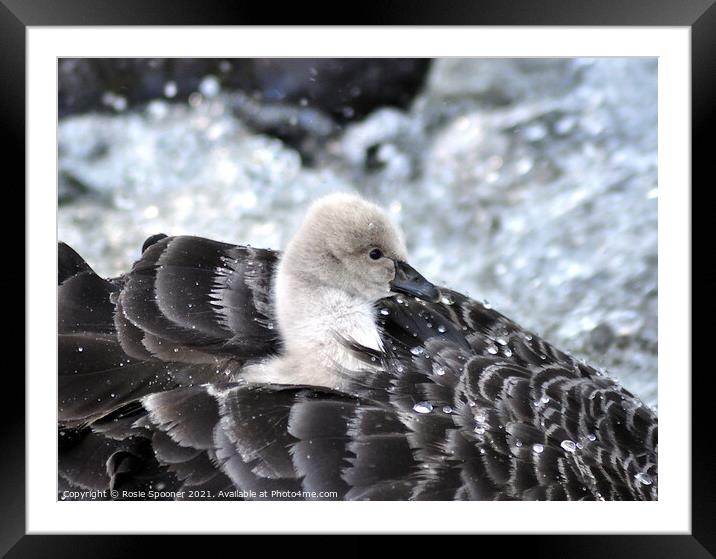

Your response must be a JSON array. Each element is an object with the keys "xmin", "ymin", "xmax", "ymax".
[{"xmin": 241, "ymin": 193, "xmax": 438, "ymax": 390}]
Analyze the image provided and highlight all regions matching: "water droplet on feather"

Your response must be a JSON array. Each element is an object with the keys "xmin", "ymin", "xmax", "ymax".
[
  {"xmin": 635, "ymin": 472, "xmax": 653, "ymax": 486},
  {"xmin": 561, "ymin": 440, "xmax": 577, "ymax": 453},
  {"xmin": 413, "ymin": 402, "xmax": 433, "ymax": 414}
]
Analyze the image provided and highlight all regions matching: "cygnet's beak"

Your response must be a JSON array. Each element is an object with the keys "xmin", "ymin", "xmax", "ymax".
[{"xmin": 390, "ymin": 260, "xmax": 440, "ymax": 302}]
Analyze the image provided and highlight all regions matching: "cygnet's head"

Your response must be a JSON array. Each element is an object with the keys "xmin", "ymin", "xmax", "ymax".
[{"xmin": 280, "ymin": 193, "xmax": 438, "ymax": 303}]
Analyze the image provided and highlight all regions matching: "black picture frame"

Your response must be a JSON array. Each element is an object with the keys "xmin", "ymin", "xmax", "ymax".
[{"xmin": 6, "ymin": 0, "xmax": 712, "ymax": 556}]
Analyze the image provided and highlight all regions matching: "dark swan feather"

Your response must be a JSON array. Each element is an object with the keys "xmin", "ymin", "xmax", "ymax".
[{"xmin": 57, "ymin": 236, "xmax": 657, "ymax": 500}]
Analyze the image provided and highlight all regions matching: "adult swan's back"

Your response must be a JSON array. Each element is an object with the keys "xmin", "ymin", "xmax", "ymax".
[{"xmin": 58, "ymin": 193, "xmax": 657, "ymax": 500}]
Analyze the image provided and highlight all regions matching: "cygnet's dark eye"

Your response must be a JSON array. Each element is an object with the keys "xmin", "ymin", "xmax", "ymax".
[{"xmin": 369, "ymin": 248, "xmax": 383, "ymax": 260}]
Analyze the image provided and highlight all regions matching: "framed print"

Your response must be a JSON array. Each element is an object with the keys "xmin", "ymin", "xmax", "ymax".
[{"xmin": 6, "ymin": 0, "xmax": 713, "ymax": 556}]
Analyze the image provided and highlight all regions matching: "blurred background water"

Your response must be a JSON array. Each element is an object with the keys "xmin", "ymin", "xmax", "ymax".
[{"xmin": 57, "ymin": 58, "xmax": 658, "ymax": 406}]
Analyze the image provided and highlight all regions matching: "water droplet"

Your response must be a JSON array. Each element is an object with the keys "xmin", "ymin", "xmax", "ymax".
[
  {"xmin": 267, "ymin": 322, "xmax": 274, "ymax": 330},
  {"xmin": 496, "ymin": 337, "xmax": 507, "ymax": 346},
  {"xmin": 515, "ymin": 440, "xmax": 523, "ymax": 448},
  {"xmin": 379, "ymin": 308, "xmax": 390, "ymax": 316},
  {"xmin": 532, "ymin": 444, "xmax": 544, "ymax": 454},
  {"xmin": 440, "ymin": 294, "xmax": 454, "ymax": 305},
  {"xmin": 634, "ymin": 472, "xmax": 653, "ymax": 486},
  {"xmin": 413, "ymin": 402, "xmax": 433, "ymax": 414},
  {"xmin": 503, "ymin": 347, "xmax": 513, "ymax": 357},
  {"xmin": 437, "ymin": 325, "xmax": 447, "ymax": 333},
  {"xmin": 561, "ymin": 440, "xmax": 577, "ymax": 453},
  {"xmin": 410, "ymin": 346, "xmax": 425, "ymax": 356},
  {"xmin": 164, "ymin": 81, "xmax": 178, "ymax": 98},
  {"xmin": 101, "ymin": 91, "xmax": 127, "ymax": 111},
  {"xmin": 487, "ymin": 345, "xmax": 499, "ymax": 355},
  {"xmin": 442, "ymin": 406, "xmax": 453, "ymax": 414},
  {"xmin": 432, "ymin": 362, "xmax": 446, "ymax": 376},
  {"xmin": 587, "ymin": 433, "xmax": 597, "ymax": 441},
  {"xmin": 474, "ymin": 426, "xmax": 486, "ymax": 435},
  {"xmin": 199, "ymin": 75, "xmax": 221, "ymax": 98},
  {"xmin": 173, "ymin": 348, "xmax": 179, "ymax": 353}
]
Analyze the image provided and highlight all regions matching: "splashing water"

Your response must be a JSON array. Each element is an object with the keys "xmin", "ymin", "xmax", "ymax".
[{"xmin": 58, "ymin": 59, "xmax": 657, "ymax": 406}]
